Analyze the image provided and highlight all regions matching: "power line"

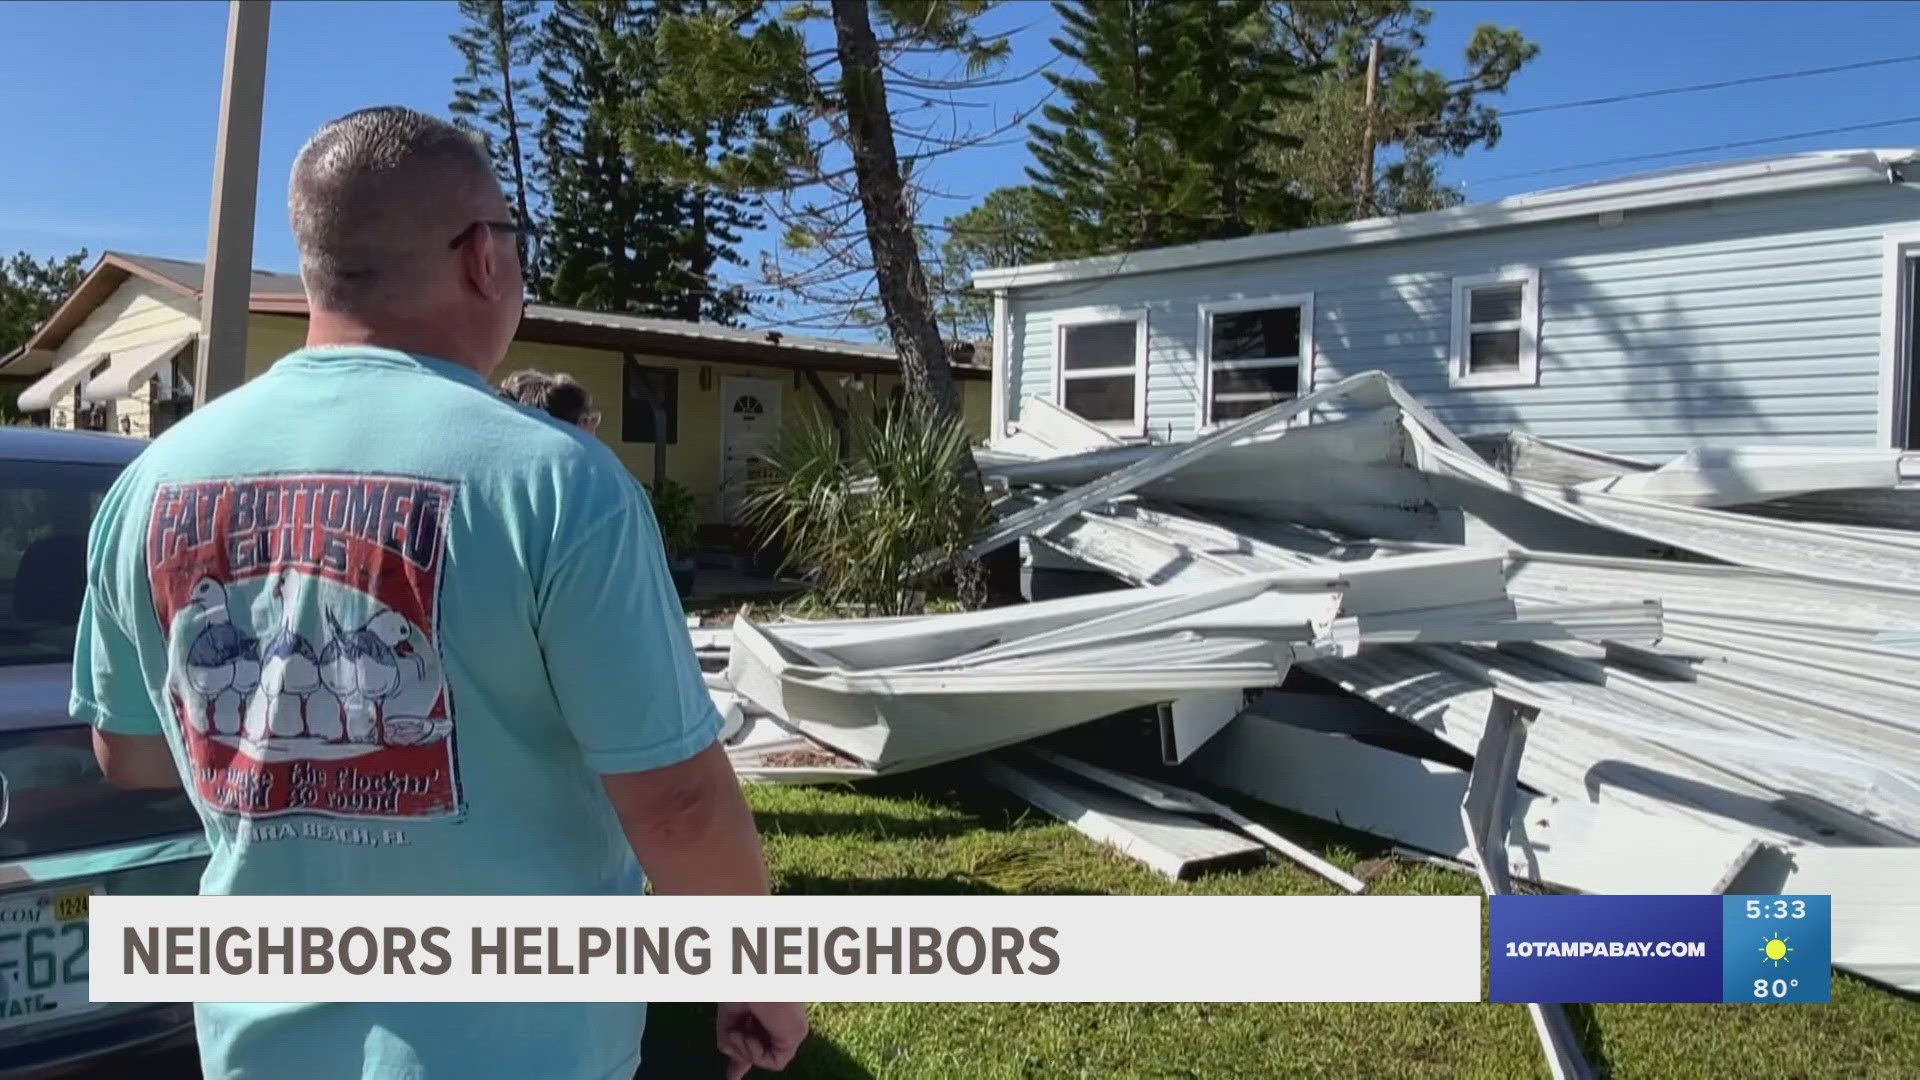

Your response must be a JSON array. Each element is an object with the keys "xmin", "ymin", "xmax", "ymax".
[
  {"xmin": 1470, "ymin": 114, "xmax": 1920, "ymax": 185},
  {"xmin": 1503, "ymin": 53, "xmax": 1920, "ymax": 117}
]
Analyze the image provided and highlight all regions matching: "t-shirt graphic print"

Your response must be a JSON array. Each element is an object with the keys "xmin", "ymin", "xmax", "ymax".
[{"xmin": 145, "ymin": 471, "xmax": 462, "ymax": 822}]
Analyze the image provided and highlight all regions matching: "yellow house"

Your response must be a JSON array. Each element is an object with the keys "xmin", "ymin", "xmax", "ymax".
[{"xmin": 2, "ymin": 252, "xmax": 992, "ymax": 532}]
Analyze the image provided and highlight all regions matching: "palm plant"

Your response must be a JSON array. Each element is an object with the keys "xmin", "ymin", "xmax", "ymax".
[{"xmin": 743, "ymin": 394, "xmax": 987, "ymax": 617}]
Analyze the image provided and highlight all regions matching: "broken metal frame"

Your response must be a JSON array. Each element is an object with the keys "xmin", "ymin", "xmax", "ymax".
[
  {"xmin": 1458, "ymin": 696, "xmax": 1596, "ymax": 1080},
  {"xmin": 980, "ymin": 757, "xmax": 1266, "ymax": 883},
  {"xmin": 1025, "ymin": 749, "xmax": 1366, "ymax": 893},
  {"xmin": 1184, "ymin": 704, "xmax": 1764, "ymax": 896}
]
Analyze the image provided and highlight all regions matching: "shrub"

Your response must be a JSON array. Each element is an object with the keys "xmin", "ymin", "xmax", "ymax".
[
  {"xmin": 743, "ymin": 397, "xmax": 986, "ymax": 616},
  {"xmin": 645, "ymin": 477, "xmax": 700, "ymax": 560}
]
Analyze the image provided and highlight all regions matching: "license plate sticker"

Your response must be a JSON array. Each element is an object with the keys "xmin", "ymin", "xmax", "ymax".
[
  {"xmin": 54, "ymin": 890, "xmax": 89, "ymax": 923},
  {"xmin": 0, "ymin": 884, "xmax": 101, "ymax": 1030}
]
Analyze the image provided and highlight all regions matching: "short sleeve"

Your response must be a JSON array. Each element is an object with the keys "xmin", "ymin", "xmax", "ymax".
[
  {"xmin": 69, "ymin": 561, "xmax": 164, "ymax": 737},
  {"xmin": 536, "ymin": 479, "xmax": 722, "ymax": 774}
]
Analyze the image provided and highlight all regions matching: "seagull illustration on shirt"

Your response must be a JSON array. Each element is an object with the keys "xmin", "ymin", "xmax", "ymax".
[
  {"xmin": 258, "ymin": 572, "xmax": 322, "ymax": 739},
  {"xmin": 183, "ymin": 576, "xmax": 258, "ymax": 734},
  {"xmin": 319, "ymin": 608, "xmax": 426, "ymax": 745}
]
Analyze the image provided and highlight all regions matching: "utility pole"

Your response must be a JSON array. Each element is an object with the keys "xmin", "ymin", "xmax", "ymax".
[
  {"xmin": 1359, "ymin": 37, "xmax": 1382, "ymax": 218},
  {"xmin": 196, "ymin": 0, "xmax": 271, "ymax": 408}
]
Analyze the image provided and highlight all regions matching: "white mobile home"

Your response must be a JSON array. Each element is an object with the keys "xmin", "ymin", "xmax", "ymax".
[{"xmin": 974, "ymin": 150, "xmax": 1920, "ymax": 462}]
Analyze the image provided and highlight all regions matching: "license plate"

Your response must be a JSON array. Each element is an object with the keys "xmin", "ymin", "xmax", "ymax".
[{"xmin": 0, "ymin": 885, "xmax": 99, "ymax": 1030}]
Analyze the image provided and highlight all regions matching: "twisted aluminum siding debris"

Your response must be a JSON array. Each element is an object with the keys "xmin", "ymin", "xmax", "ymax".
[
  {"xmin": 1465, "ymin": 431, "xmax": 1651, "ymax": 486},
  {"xmin": 981, "ymin": 405, "xmax": 1411, "ymax": 489},
  {"xmin": 980, "ymin": 758, "xmax": 1266, "ymax": 882},
  {"xmin": 1417, "ymin": 436, "xmax": 1920, "ymax": 595},
  {"xmin": 749, "ymin": 566, "xmax": 1347, "ymax": 671},
  {"xmin": 1331, "ymin": 600, "xmax": 1663, "ymax": 645},
  {"xmin": 893, "ymin": 590, "xmax": 1339, "ymax": 672},
  {"xmin": 1023, "ymin": 748, "xmax": 1366, "ymax": 893},
  {"xmin": 1573, "ymin": 447, "xmax": 1904, "ymax": 507},
  {"xmin": 967, "ymin": 371, "xmax": 1476, "ymax": 558},
  {"xmin": 993, "ymin": 394, "xmax": 1126, "ymax": 459},
  {"xmin": 1018, "ymin": 494, "xmax": 1913, "ymax": 837},
  {"xmin": 1024, "ymin": 502, "xmax": 1665, "ymax": 646},
  {"xmin": 1414, "ymin": 644, "xmax": 1920, "ymax": 842},
  {"xmin": 1504, "ymin": 551, "xmax": 1920, "ymax": 643},
  {"xmin": 1159, "ymin": 691, "xmax": 1245, "ymax": 765},
  {"xmin": 1298, "ymin": 646, "xmax": 1833, "ymax": 845},
  {"xmin": 1024, "ymin": 507, "xmax": 1514, "ymax": 616},
  {"xmin": 721, "ymin": 575, "xmax": 1335, "ymax": 771},
  {"xmin": 1183, "ymin": 709, "xmax": 1763, "ymax": 895}
]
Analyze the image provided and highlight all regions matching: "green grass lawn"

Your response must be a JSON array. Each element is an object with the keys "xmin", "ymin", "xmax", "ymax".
[{"xmin": 640, "ymin": 770, "xmax": 1920, "ymax": 1079}]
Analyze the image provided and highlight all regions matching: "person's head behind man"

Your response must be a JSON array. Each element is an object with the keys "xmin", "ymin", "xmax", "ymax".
[
  {"xmin": 498, "ymin": 369, "xmax": 601, "ymax": 433},
  {"xmin": 289, "ymin": 106, "xmax": 524, "ymax": 377}
]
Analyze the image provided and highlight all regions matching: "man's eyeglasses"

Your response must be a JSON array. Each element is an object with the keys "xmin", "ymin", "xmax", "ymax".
[{"xmin": 449, "ymin": 219, "xmax": 525, "ymax": 250}]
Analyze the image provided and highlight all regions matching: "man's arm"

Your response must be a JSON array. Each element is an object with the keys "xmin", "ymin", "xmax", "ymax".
[
  {"xmin": 92, "ymin": 730, "xmax": 183, "ymax": 790},
  {"xmin": 599, "ymin": 741, "xmax": 768, "ymax": 895},
  {"xmin": 602, "ymin": 730, "xmax": 809, "ymax": 1079},
  {"xmin": 71, "ymin": 518, "xmax": 178, "ymax": 788},
  {"xmin": 535, "ymin": 473, "xmax": 809, "ymax": 1075}
]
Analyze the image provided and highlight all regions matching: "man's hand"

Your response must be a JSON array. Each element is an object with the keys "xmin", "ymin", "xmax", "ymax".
[{"xmin": 717, "ymin": 1001, "xmax": 808, "ymax": 1078}]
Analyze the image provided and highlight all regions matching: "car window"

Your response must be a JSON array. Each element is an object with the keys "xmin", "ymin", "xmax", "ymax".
[
  {"xmin": 0, "ymin": 460, "xmax": 120, "ymax": 667},
  {"xmin": 0, "ymin": 724, "xmax": 202, "ymax": 858}
]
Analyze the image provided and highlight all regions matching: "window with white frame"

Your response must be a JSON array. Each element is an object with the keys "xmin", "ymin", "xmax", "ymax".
[
  {"xmin": 1201, "ymin": 296, "xmax": 1312, "ymax": 424},
  {"xmin": 1053, "ymin": 310, "xmax": 1147, "ymax": 432},
  {"xmin": 1450, "ymin": 269, "xmax": 1540, "ymax": 387}
]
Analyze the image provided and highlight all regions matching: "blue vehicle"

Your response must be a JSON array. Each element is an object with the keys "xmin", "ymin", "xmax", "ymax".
[{"xmin": 0, "ymin": 426, "xmax": 207, "ymax": 1076}]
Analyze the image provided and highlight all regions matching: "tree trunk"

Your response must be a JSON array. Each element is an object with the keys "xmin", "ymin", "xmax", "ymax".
[
  {"xmin": 828, "ymin": 0, "xmax": 988, "ymax": 607},
  {"xmin": 827, "ymin": 0, "xmax": 961, "ymax": 426},
  {"xmin": 490, "ymin": 7, "xmax": 534, "ymax": 278},
  {"xmin": 803, "ymin": 369, "xmax": 853, "ymax": 462},
  {"xmin": 682, "ymin": 127, "xmax": 712, "ymax": 323}
]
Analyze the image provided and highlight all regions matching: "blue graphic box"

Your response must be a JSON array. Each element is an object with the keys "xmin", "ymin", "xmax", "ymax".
[{"xmin": 1490, "ymin": 895, "xmax": 1830, "ymax": 1004}]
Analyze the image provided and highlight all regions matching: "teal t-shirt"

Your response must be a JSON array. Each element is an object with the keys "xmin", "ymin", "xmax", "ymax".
[{"xmin": 70, "ymin": 346, "xmax": 722, "ymax": 1080}]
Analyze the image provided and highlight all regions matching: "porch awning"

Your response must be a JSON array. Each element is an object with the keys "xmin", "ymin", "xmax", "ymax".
[
  {"xmin": 16, "ymin": 351, "xmax": 107, "ymax": 412},
  {"xmin": 80, "ymin": 334, "xmax": 196, "ymax": 403}
]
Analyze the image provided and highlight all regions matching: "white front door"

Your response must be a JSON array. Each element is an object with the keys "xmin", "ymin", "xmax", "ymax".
[{"xmin": 719, "ymin": 376, "xmax": 783, "ymax": 523}]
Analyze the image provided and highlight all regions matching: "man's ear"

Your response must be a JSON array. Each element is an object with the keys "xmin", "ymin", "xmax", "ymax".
[{"xmin": 457, "ymin": 229, "xmax": 504, "ymax": 301}]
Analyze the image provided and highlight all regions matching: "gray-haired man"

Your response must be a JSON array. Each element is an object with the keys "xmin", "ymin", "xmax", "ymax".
[{"xmin": 74, "ymin": 105, "xmax": 806, "ymax": 1079}]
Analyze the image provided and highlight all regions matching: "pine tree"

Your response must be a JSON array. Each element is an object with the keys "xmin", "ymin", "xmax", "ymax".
[
  {"xmin": 1024, "ymin": 0, "xmax": 1184, "ymax": 257},
  {"xmin": 620, "ymin": 0, "xmax": 762, "ymax": 325},
  {"xmin": 449, "ymin": 0, "xmax": 541, "ymax": 277},
  {"xmin": 529, "ymin": 0, "xmax": 759, "ymax": 322},
  {"xmin": 1026, "ymin": 0, "xmax": 1310, "ymax": 259},
  {"xmin": 1166, "ymin": 0, "xmax": 1309, "ymax": 238},
  {"xmin": 535, "ymin": 0, "xmax": 673, "ymax": 313}
]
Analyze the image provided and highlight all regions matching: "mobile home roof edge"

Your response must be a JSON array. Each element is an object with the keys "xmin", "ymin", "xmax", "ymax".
[{"xmin": 971, "ymin": 149, "xmax": 1920, "ymax": 292}]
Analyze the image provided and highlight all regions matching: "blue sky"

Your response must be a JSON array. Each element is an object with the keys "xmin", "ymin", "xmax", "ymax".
[{"xmin": 4, "ymin": 0, "xmax": 1920, "ymax": 336}]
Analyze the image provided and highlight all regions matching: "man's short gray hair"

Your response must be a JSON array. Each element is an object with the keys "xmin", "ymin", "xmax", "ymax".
[{"xmin": 289, "ymin": 106, "xmax": 498, "ymax": 313}]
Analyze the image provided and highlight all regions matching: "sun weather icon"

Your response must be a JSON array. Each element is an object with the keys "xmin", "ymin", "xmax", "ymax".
[{"xmin": 1759, "ymin": 933, "xmax": 1792, "ymax": 968}]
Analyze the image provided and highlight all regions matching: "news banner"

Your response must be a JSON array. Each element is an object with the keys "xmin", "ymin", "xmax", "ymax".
[{"xmin": 74, "ymin": 893, "xmax": 1832, "ymax": 1004}]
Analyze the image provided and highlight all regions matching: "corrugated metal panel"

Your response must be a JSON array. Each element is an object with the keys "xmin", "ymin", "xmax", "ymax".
[{"xmin": 1003, "ymin": 181, "xmax": 1920, "ymax": 456}]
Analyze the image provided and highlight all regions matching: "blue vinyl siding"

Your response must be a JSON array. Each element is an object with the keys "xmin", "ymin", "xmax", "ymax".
[{"xmin": 1002, "ymin": 181, "xmax": 1920, "ymax": 461}]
